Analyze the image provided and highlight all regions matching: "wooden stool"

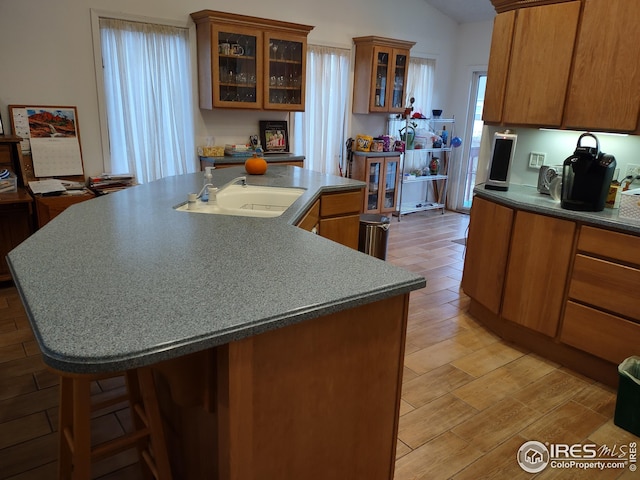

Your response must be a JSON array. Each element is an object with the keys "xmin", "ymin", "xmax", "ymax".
[{"xmin": 57, "ymin": 367, "xmax": 173, "ymax": 480}]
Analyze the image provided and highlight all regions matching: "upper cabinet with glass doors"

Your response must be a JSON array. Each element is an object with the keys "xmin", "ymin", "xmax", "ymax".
[
  {"xmin": 191, "ymin": 10, "xmax": 313, "ymax": 111},
  {"xmin": 352, "ymin": 36, "xmax": 415, "ymax": 114}
]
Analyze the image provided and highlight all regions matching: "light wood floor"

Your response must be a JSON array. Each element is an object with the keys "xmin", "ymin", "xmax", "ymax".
[{"xmin": 0, "ymin": 210, "xmax": 636, "ymax": 479}]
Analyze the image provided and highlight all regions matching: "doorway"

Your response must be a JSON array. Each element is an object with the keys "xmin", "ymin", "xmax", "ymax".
[{"xmin": 459, "ymin": 72, "xmax": 486, "ymax": 211}]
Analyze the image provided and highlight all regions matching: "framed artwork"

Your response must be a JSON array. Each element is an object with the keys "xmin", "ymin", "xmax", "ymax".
[
  {"xmin": 0, "ymin": 111, "xmax": 4, "ymax": 135},
  {"xmin": 259, "ymin": 120, "xmax": 289, "ymax": 153}
]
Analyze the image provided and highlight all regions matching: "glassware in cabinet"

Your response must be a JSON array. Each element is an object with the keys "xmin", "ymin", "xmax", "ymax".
[
  {"xmin": 352, "ymin": 37, "xmax": 414, "ymax": 114},
  {"xmin": 191, "ymin": 10, "xmax": 313, "ymax": 111},
  {"xmin": 264, "ymin": 33, "xmax": 307, "ymax": 111},
  {"xmin": 214, "ymin": 27, "xmax": 261, "ymax": 108}
]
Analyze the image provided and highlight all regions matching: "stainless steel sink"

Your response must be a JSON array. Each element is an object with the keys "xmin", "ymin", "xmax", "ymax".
[{"xmin": 175, "ymin": 184, "xmax": 305, "ymax": 217}]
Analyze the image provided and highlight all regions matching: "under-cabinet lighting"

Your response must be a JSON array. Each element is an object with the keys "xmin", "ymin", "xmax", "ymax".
[{"xmin": 538, "ymin": 128, "xmax": 629, "ymax": 137}]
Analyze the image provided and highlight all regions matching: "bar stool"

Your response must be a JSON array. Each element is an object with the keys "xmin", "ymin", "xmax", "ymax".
[{"xmin": 56, "ymin": 366, "xmax": 173, "ymax": 480}]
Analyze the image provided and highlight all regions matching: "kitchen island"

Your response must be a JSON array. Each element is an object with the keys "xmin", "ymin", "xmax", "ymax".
[
  {"xmin": 7, "ymin": 166, "xmax": 425, "ymax": 479},
  {"xmin": 462, "ymin": 184, "xmax": 640, "ymax": 387}
]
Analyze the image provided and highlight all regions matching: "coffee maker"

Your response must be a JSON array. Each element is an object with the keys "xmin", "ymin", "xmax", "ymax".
[{"xmin": 561, "ymin": 133, "xmax": 616, "ymax": 212}]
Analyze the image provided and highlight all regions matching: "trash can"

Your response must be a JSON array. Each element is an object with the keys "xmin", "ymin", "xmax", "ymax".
[
  {"xmin": 614, "ymin": 356, "xmax": 640, "ymax": 437},
  {"xmin": 358, "ymin": 214, "xmax": 390, "ymax": 260}
]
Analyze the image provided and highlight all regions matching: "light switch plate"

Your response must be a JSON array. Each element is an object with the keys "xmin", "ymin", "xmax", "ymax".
[
  {"xmin": 529, "ymin": 152, "xmax": 546, "ymax": 168},
  {"xmin": 625, "ymin": 164, "xmax": 640, "ymax": 178}
]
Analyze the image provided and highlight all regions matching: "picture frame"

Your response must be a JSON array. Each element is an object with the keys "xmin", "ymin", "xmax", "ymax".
[
  {"xmin": 259, "ymin": 120, "xmax": 289, "ymax": 153},
  {"xmin": 0, "ymin": 111, "xmax": 4, "ymax": 135}
]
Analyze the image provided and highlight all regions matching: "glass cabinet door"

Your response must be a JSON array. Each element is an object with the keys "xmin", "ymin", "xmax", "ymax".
[
  {"xmin": 264, "ymin": 33, "xmax": 306, "ymax": 111},
  {"xmin": 390, "ymin": 51, "xmax": 408, "ymax": 112},
  {"xmin": 383, "ymin": 157, "xmax": 400, "ymax": 212},
  {"xmin": 371, "ymin": 47, "xmax": 393, "ymax": 112},
  {"xmin": 366, "ymin": 159, "xmax": 383, "ymax": 212},
  {"xmin": 214, "ymin": 27, "xmax": 262, "ymax": 108}
]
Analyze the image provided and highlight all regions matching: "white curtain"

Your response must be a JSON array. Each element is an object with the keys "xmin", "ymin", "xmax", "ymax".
[
  {"xmin": 291, "ymin": 45, "xmax": 351, "ymax": 176},
  {"xmin": 99, "ymin": 18, "xmax": 196, "ymax": 183},
  {"xmin": 406, "ymin": 57, "xmax": 436, "ymax": 118}
]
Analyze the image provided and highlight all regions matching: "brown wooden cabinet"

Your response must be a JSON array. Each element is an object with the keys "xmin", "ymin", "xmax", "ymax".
[
  {"xmin": 352, "ymin": 37, "xmax": 414, "ymax": 114},
  {"xmin": 564, "ymin": 0, "xmax": 640, "ymax": 132},
  {"xmin": 295, "ymin": 189, "xmax": 363, "ymax": 249},
  {"xmin": 191, "ymin": 10, "xmax": 313, "ymax": 111},
  {"xmin": 464, "ymin": 194, "xmax": 640, "ymax": 386},
  {"xmin": 318, "ymin": 189, "xmax": 363, "ymax": 249},
  {"xmin": 34, "ymin": 192, "xmax": 95, "ymax": 228},
  {"xmin": 484, "ymin": 0, "xmax": 640, "ymax": 133},
  {"xmin": 0, "ymin": 190, "xmax": 34, "ymax": 281},
  {"xmin": 351, "ymin": 153, "xmax": 400, "ymax": 214},
  {"xmin": 296, "ymin": 199, "xmax": 320, "ymax": 233},
  {"xmin": 501, "ymin": 1, "xmax": 581, "ymax": 127},
  {"xmin": 501, "ymin": 211, "xmax": 576, "ymax": 337},
  {"xmin": 461, "ymin": 196, "xmax": 514, "ymax": 314},
  {"xmin": 482, "ymin": 11, "xmax": 516, "ymax": 124},
  {"xmin": 560, "ymin": 226, "xmax": 640, "ymax": 363}
]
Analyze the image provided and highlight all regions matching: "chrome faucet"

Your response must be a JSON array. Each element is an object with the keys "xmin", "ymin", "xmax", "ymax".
[{"xmin": 218, "ymin": 176, "xmax": 247, "ymax": 192}]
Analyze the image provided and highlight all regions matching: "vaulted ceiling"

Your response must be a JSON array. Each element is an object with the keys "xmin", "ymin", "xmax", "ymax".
[{"xmin": 423, "ymin": 0, "xmax": 496, "ymax": 24}]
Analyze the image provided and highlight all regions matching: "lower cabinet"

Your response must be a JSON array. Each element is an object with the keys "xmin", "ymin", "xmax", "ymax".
[
  {"xmin": 34, "ymin": 192, "xmax": 95, "ymax": 228},
  {"xmin": 0, "ymin": 191, "xmax": 34, "ymax": 281},
  {"xmin": 560, "ymin": 226, "xmax": 640, "ymax": 363},
  {"xmin": 501, "ymin": 211, "xmax": 576, "ymax": 337},
  {"xmin": 296, "ymin": 189, "xmax": 363, "ymax": 249},
  {"xmin": 351, "ymin": 153, "xmax": 400, "ymax": 214},
  {"xmin": 464, "ymin": 195, "xmax": 640, "ymax": 386},
  {"xmin": 319, "ymin": 190, "xmax": 363, "ymax": 249},
  {"xmin": 461, "ymin": 196, "xmax": 514, "ymax": 314}
]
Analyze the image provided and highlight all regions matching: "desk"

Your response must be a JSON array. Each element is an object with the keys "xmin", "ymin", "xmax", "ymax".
[
  {"xmin": 0, "ymin": 189, "xmax": 34, "ymax": 281},
  {"xmin": 33, "ymin": 190, "xmax": 95, "ymax": 228}
]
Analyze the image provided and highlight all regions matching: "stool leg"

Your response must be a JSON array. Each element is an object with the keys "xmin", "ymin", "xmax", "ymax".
[
  {"xmin": 71, "ymin": 377, "xmax": 92, "ymax": 480},
  {"xmin": 126, "ymin": 368, "xmax": 173, "ymax": 480},
  {"xmin": 58, "ymin": 377, "xmax": 73, "ymax": 480}
]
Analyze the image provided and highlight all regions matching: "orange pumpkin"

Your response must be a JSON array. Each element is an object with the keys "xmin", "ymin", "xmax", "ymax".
[{"xmin": 245, "ymin": 155, "xmax": 268, "ymax": 175}]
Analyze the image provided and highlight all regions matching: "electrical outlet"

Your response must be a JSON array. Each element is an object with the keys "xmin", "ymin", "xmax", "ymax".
[
  {"xmin": 625, "ymin": 164, "xmax": 640, "ymax": 178},
  {"xmin": 529, "ymin": 152, "xmax": 546, "ymax": 168}
]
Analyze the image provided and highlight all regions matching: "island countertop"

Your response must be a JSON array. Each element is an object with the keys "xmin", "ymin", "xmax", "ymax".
[
  {"xmin": 7, "ymin": 166, "xmax": 425, "ymax": 374},
  {"xmin": 474, "ymin": 183, "xmax": 640, "ymax": 235}
]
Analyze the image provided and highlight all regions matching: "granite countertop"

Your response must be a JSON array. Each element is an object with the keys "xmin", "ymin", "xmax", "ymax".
[
  {"xmin": 7, "ymin": 166, "xmax": 425, "ymax": 374},
  {"xmin": 352, "ymin": 151, "xmax": 401, "ymax": 158},
  {"xmin": 474, "ymin": 183, "xmax": 640, "ymax": 235},
  {"xmin": 200, "ymin": 154, "xmax": 305, "ymax": 165}
]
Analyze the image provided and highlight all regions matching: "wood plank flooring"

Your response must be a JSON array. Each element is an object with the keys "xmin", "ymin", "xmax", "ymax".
[{"xmin": 0, "ymin": 210, "xmax": 636, "ymax": 479}]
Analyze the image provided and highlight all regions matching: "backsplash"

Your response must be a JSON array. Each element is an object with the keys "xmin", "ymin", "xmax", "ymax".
[{"xmin": 477, "ymin": 126, "xmax": 640, "ymax": 187}]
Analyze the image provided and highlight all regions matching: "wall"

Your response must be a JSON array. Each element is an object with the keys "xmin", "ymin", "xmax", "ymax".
[
  {"xmin": 477, "ymin": 126, "xmax": 640, "ymax": 188},
  {"xmin": 445, "ymin": 19, "xmax": 493, "ymax": 207},
  {"xmin": 0, "ymin": 0, "xmax": 460, "ymax": 177}
]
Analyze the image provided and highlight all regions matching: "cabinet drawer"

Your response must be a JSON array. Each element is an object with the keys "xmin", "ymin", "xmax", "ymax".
[
  {"xmin": 569, "ymin": 254, "xmax": 640, "ymax": 321},
  {"xmin": 578, "ymin": 226, "xmax": 640, "ymax": 267},
  {"xmin": 320, "ymin": 190, "xmax": 363, "ymax": 217},
  {"xmin": 561, "ymin": 301, "xmax": 640, "ymax": 364}
]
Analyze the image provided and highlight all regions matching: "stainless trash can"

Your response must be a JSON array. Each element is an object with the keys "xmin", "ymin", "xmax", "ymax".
[{"xmin": 358, "ymin": 214, "xmax": 390, "ymax": 260}]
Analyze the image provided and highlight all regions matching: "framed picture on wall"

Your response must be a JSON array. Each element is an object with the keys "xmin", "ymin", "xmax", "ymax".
[
  {"xmin": 0, "ymin": 111, "xmax": 3, "ymax": 135},
  {"xmin": 259, "ymin": 120, "xmax": 289, "ymax": 153}
]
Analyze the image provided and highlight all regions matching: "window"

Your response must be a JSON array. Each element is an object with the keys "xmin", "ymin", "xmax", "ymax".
[
  {"xmin": 406, "ymin": 57, "xmax": 436, "ymax": 117},
  {"xmin": 94, "ymin": 14, "xmax": 196, "ymax": 183},
  {"xmin": 291, "ymin": 45, "xmax": 351, "ymax": 176}
]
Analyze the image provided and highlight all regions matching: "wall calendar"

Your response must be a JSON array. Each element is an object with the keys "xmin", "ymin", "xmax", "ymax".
[{"xmin": 9, "ymin": 105, "xmax": 84, "ymax": 178}]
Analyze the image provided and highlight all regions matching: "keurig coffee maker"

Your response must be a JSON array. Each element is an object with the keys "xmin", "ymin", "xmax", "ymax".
[{"xmin": 561, "ymin": 133, "xmax": 616, "ymax": 212}]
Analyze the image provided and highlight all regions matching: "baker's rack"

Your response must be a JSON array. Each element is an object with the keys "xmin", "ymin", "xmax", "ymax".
[{"xmin": 388, "ymin": 114, "xmax": 455, "ymax": 220}]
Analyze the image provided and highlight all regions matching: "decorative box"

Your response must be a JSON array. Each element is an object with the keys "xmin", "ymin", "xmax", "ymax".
[{"xmin": 618, "ymin": 188, "xmax": 640, "ymax": 221}]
